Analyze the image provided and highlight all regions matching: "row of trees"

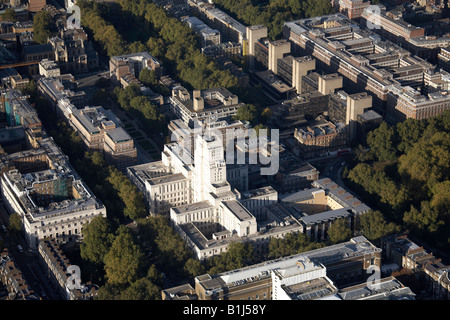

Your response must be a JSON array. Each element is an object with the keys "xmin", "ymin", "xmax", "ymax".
[
  {"xmin": 345, "ymin": 111, "xmax": 450, "ymax": 248},
  {"xmin": 76, "ymin": 0, "xmax": 238, "ymax": 90},
  {"xmin": 113, "ymin": 83, "xmax": 167, "ymax": 135}
]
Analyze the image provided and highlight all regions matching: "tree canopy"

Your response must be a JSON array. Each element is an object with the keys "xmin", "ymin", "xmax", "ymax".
[{"xmin": 345, "ymin": 111, "xmax": 450, "ymax": 248}]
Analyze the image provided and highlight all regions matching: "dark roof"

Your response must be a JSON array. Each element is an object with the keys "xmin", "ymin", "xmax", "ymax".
[{"xmin": 23, "ymin": 43, "xmax": 53, "ymax": 55}]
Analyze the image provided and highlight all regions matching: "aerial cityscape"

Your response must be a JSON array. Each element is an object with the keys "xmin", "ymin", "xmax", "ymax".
[{"xmin": 0, "ymin": 0, "xmax": 449, "ymax": 306}]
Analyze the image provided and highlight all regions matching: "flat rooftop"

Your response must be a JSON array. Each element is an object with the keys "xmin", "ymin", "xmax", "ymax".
[{"xmin": 222, "ymin": 200, "xmax": 254, "ymax": 221}]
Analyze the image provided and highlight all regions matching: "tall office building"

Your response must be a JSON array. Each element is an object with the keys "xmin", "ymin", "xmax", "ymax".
[{"xmin": 268, "ymin": 40, "xmax": 291, "ymax": 74}]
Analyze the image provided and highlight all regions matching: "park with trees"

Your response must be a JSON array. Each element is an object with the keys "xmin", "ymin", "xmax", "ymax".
[{"xmin": 344, "ymin": 111, "xmax": 450, "ymax": 250}]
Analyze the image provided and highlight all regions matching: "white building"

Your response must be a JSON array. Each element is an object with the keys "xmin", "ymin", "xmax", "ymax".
[{"xmin": 39, "ymin": 59, "xmax": 61, "ymax": 78}]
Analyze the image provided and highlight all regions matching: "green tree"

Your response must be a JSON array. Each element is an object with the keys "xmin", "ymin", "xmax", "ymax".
[
  {"xmin": 359, "ymin": 210, "xmax": 400, "ymax": 243},
  {"xmin": 327, "ymin": 218, "xmax": 352, "ymax": 244},
  {"xmin": 1, "ymin": 8, "xmax": 17, "ymax": 22},
  {"xmin": 303, "ymin": 0, "xmax": 333, "ymax": 17},
  {"xmin": 139, "ymin": 68, "xmax": 158, "ymax": 86},
  {"xmin": 184, "ymin": 258, "xmax": 205, "ymax": 278},
  {"xmin": 33, "ymin": 11, "xmax": 54, "ymax": 44},
  {"xmin": 268, "ymin": 231, "xmax": 324, "ymax": 259},
  {"xmin": 8, "ymin": 213, "xmax": 22, "ymax": 233},
  {"xmin": 366, "ymin": 122, "xmax": 397, "ymax": 162},
  {"xmin": 233, "ymin": 104, "xmax": 258, "ymax": 123},
  {"xmin": 103, "ymin": 228, "xmax": 145, "ymax": 287},
  {"xmin": 398, "ymin": 131, "xmax": 450, "ymax": 190},
  {"xmin": 207, "ymin": 241, "xmax": 254, "ymax": 274},
  {"xmin": 403, "ymin": 202, "xmax": 444, "ymax": 235},
  {"xmin": 80, "ymin": 216, "xmax": 114, "ymax": 265},
  {"xmin": 120, "ymin": 278, "xmax": 161, "ymax": 300}
]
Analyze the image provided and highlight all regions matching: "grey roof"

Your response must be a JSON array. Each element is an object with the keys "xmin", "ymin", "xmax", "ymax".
[
  {"xmin": 301, "ymin": 208, "xmax": 351, "ymax": 225},
  {"xmin": 106, "ymin": 127, "xmax": 132, "ymax": 143}
]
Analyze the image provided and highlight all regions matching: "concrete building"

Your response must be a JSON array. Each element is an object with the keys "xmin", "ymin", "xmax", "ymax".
[
  {"xmin": 438, "ymin": 47, "xmax": 450, "ymax": 72},
  {"xmin": 386, "ymin": 84, "xmax": 450, "ymax": 122},
  {"xmin": 38, "ymin": 59, "xmax": 60, "ymax": 77},
  {"xmin": 360, "ymin": 6, "xmax": 450, "ymax": 61},
  {"xmin": 188, "ymin": 0, "xmax": 247, "ymax": 46},
  {"xmin": 246, "ymin": 25, "xmax": 268, "ymax": 68},
  {"xmin": 317, "ymin": 73, "xmax": 343, "ymax": 95},
  {"xmin": 180, "ymin": 236, "xmax": 383, "ymax": 300},
  {"xmin": 345, "ymin": 92, "xmax": 373, "ymax": 142},
  {"xmin": 272, "ymin": 91, "xmax": 329, "ymax": 129},
  {"xmin": 268, "ymin": 40, "xmax": 291, "ymax": 75},
  {"xmin": 292, "ymin": 56, "xmax": 316, "ymax": 94},
  {"xmin": 278, "ymin": 177, "xmax": 370, "ymax": 240},
  {"xmin": 37, "ymin": 75, "xmax": 87, "ymax": 112},
  {"xmin": 169, "ymin": 86, "xmax": 243, "ymax": 124},
  {"xmin": 283, "ymin": 13, "xmax": 439, "ymax": 114}
]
